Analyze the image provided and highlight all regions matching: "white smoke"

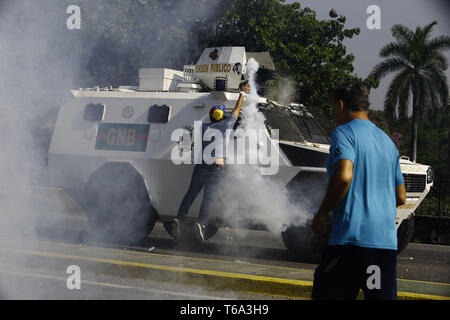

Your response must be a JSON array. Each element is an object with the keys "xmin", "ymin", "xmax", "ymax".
[
  {"xmin": 267, "ymin": 77, "xmax": 298, "ymax": 105},
  {"xmin": 220, "ymin": 58, "xmax": 314, "ymax": 235},
  {"xmin": 239, "ymin": 58, "xmax": 266, "ymax": 132},
  {"xmin": 0, "ymin": 0, "xmax": 236, "ymax": 299}
]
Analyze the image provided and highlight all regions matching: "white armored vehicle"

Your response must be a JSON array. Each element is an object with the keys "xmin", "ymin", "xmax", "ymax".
[{"xmin": 48, "ymin": 47, "xmax": 433, "ymax": 253}]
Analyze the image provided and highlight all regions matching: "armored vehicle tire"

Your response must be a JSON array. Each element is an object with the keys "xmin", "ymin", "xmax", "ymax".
[
  {"xmin": 204, "ymin": 223, "xmax": 221, "ymax": 240},
  {"xmin": 84, "ymin": 163, "xmax": 158, "ymax": 245},
  {"xmin": 281, "ymin": 223, "xmax": 328, "ymax": 260},
  {"xmin": 163, "ymin": 220, "xmax": 221, "ymax": 242},
  {"xmin": 283, "ymin": 216, "xmax": 414, "ymax": 257},
  {"xmin": 397, "ymin": 215, "xmax": 414, "ymax": 254}
]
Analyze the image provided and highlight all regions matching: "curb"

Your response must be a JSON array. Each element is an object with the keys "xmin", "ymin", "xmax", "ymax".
[
  {"xmin": 0, "ymin": 248, "xmax": 313, "ymax": 299},
  {"xmin": 1, "ymin": 246, "xmax": 448, "ymax": 300}
]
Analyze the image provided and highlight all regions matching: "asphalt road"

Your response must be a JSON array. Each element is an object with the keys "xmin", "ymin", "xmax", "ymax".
[
  {"xmin": 0, "ymin": 264, "xmax": 286, "ymax": 300},
  {"xmin": 19, "ymin": 211, "xmax": 450, "ymax": 285},
  {"xmin": 0, "ymin": 207, "xmax": 448, "ymax": 302}
]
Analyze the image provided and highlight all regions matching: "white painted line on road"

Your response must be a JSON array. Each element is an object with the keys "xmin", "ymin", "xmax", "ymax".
[{"xmin": 0, "ymin": 267, "xmax": 229, "ymax": 300}]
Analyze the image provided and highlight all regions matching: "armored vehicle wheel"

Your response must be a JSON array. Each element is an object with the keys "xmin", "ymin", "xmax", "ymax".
[
  {"xmin": 397, "ymin": 215, "xmax": 414, "ymax": 254},
  {"xmin": 204, "ymin": 223, "xmax": 221, "ymax": 240},
  {"xmin": 281, "ymin": 223, "xmax": 328, "ymax": 260},
  {"xmin": 281, "ymin": 225, "xmax": 327, "ymax": 259},
  {"xmin": 283, "ymin": 215, "xmax": 414, "ymax": 256},
  {"xmin": 163, "ymin": 220, "xmax": 221, "ymax": 243},
  {"xmin": 281, "ymin": 171, "xmax": 329, "ymax": 260},
  {"xmin": 84, "ymin": 163, "xmax": 158, "ymax": 245}
]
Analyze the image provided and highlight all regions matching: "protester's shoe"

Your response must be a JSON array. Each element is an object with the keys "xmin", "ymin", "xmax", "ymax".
[
  {"xmin": 194, "ymin": 223, "xmax": 206, "ymax": 243},
  {"xmin": 167, "ymin": 218, "xmax": 181, "ymax": 241}
]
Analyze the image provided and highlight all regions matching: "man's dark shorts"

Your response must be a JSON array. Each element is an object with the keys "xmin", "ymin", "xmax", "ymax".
[{"xmin": 312, "ymin": 244, "xmax": 397, "ymax": 300}]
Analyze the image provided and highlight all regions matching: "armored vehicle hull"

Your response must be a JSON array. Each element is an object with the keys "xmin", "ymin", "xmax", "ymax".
[{"xmin": 48, "ymin": 47, "xmax": 433, "ymax": 253}]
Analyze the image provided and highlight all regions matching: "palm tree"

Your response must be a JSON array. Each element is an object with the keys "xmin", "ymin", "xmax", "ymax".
[{"xmin": 369, "ymin": 21, "xmax": 450, "ymax": 162}]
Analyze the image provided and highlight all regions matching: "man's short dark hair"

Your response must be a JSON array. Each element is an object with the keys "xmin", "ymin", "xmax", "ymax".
[{"xmin": 333, "ymin": 81, "xmax": 370, "ymax": 112}]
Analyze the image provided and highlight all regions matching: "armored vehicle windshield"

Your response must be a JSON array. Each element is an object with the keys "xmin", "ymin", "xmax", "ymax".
[{"xmin": 259, "ymin": 102, "xmax": 330, "ymax": 145}]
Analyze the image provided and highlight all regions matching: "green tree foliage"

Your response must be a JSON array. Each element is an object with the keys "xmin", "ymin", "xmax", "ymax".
[
  {"xmin": 198, "ymin": 0, "xmax": 362, "ymax": 121},
  {"xmin": 369, "ymin": 107, "xmax": 450, "ymax": 179},
  {"xmin": 76, "ymin": 0, "xmax": 226, "ymax": 87},
  {"xmin": 73, "ymin": 0, "xmax": 363, "ymax": 125},
  {"xmin": 369, "ymin": 22, "xmax": 450, "ymax": 162},
  {"xmin": 417, "ymin": 103, "xmax": 450, "ymax": 178}
]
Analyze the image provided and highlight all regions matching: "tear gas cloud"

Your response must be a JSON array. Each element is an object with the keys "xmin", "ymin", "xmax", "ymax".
[
  {"xmin": 266, "ymin": 77, "xmax": 298, "ymax": 106},
  {"xmin": 220, "ymin": 58, "xmax": 324, "ymax": 235},
  {"xmin": 0, "ymin": 0, "xmax": 234, "ymax": 299},
  {"xmin": 0, "ymin": 0, "xmax": 326, "ymax": 299},
  {"xmin": 0, "ymin": 0, "xmax": 83, "ymax": 299}
]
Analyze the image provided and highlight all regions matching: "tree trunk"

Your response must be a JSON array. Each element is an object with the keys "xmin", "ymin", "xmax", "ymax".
[{"xmin": 410, "ymin": 80, "xmax": 418, "ymax": 162}]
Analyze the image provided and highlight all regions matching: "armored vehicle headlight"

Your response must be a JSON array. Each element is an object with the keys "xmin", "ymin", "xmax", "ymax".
[
  {"xmin": 84, "ymin": 103, "xmax": 105, "ymax": 121},
  {"xmin": 427, "ymin": 167, "xmax": 434, "ymax": 184}
]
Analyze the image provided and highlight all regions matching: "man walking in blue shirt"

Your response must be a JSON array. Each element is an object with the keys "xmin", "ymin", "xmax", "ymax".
[{"xmin": 311, "ymin": 81, "xmax": 406, "ymax": 300}]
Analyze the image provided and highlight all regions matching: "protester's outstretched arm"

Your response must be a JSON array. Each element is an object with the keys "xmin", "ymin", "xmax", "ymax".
[{"xmin": 231, "ymin": 81, "xmax": 250, "ymax": 119}]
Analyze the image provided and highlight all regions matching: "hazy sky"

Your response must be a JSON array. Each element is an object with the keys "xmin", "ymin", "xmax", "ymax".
[{"xmin": 288, "ymin": 0, "xmax": 450, "ymax": 113}]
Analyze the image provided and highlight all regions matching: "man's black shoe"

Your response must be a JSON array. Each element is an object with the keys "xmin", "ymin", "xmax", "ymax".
[{"xmin": 194, "ymin": 223, "xmax": 206, "ymax": 243}]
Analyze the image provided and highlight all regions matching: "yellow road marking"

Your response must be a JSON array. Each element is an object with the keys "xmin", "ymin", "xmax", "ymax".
[
  {"xmin": 18, "ymin": 238, "xmax": 450, "ymax": 288},
  {"xmin": 0, "ymin": 247, "xmax": 313, "ymax": 286},
  {"xmin": 7, "ymin": 237, "xmax": 316, "ymax": 273},
  {"xmin": 1, "ymin": 246, "xmax": 449, "ymax": 300},
  {"xmin": 397, "ymin": 291, "xmax": 450, "ymax": 300},
  {"xmin": 0, "ymin": 268, "xmax": 229, "ymax": 300},
  {"xmin": 0, "ymin": 241, "xmax": 450, "ymax": 300}
]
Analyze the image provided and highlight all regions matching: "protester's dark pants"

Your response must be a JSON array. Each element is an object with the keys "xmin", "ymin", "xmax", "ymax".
[
  {"xmin": 177, "ymin": 163, "xmax": 224, "ymax": 226},
  {"xmin": 312, "ymin": 244, "xmax": 397, "ymax": 300}
]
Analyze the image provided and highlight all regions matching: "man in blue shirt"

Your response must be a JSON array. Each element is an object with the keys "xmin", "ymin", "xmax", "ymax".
[
  {"xmin": 167, "ymin": 81, "xmax": 250, "ymax": 243},
  {"xmin": 311, "ymin": 81, "xmax": 406, "ymax": 300}
]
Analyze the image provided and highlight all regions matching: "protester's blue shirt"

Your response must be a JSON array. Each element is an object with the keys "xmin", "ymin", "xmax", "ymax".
[
  {"xmin": 202, "ymin": 114, "xmax": 237, "ymax": 161},
  {"xmin": 327, "ymin": 119, "xmax": 404, "ymax": 250}
]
